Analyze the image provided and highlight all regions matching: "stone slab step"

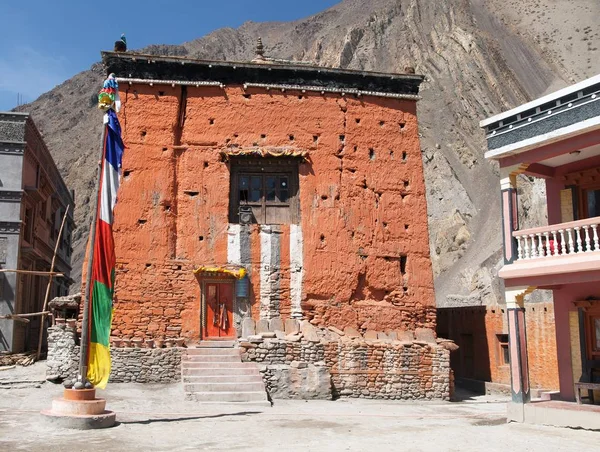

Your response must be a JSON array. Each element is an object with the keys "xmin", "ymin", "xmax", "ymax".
[
  {"xmin": 189, "ymin": 341, "xmax": 237, "ymax": 348},
  {"xmin": 182, "ymin": 375, "xmax": 264, "ymax": 383},
  {"xmin": 185, "ymin": 348, "xmax": 241, "ymax": 356},
  {"xmin": 181, "ymin": 362, "xmax": 259, "ymax": 369},
  {"xmin": 184, "ymin": 391, "xmax": 269, "ymax": 403},
  {"xmin": 182, "ymin": 367, "xmax": 260, "ymax": 376},
  {"xmin": 182, "ymin": 355, "xmax": 241, "ymax": 362},
  {"xmin": 184, "ymin": 382, "xmax": 266, "ymax": 393}
]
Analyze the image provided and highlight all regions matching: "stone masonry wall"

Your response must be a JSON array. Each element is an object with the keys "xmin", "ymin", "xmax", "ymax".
[
  {"xmin": 240, "ymin": 318, "xmax": 452, "ymax": 400},
  {"xmin": 46, "ymin": 325, "xmax": 182, "ymax": 384}
]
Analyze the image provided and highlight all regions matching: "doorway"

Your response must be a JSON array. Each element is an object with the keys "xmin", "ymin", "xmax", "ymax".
[{"xmin": 202, "ymin": 281, "xmax": 236, "ymax": 339}]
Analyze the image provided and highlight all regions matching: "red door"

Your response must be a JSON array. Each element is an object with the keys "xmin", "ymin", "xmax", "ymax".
[{"xmin": 205, "ymin": 282, "xmax": 235, "ymax": 338}]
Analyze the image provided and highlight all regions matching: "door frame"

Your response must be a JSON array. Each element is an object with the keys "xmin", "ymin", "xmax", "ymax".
[{"xmin": 200, "ymin": 278, "xmax": 237, "ymax": 340}]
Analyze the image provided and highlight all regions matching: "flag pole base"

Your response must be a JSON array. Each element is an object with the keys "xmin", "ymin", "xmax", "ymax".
[{"xmin": 41, "ymin": 388, "xmax": 116, "ymax": 429}]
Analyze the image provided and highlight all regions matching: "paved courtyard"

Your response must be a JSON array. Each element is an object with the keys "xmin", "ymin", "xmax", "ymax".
[{"xmin": 1, "ymin": 366, "xmax": 598, "ymax": 452}]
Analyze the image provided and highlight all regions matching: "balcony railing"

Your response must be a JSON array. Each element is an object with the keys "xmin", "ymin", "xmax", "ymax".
[{"xmin": 512, "ymin": 217, "xmax": 600, "ymax": 261}]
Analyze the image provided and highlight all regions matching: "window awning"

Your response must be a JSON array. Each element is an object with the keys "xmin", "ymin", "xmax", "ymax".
[
  {"xmin": 193, "ymin": 265, "xmax": 247, "ymax": 279},
  {"xmin": 220, "ymin": 147, "xmax": 309, "ymax": 162}
]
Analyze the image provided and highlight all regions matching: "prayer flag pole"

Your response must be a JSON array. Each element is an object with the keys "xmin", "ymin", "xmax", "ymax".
[{"xmin": 77, "ymin": 126, "xmax": 106, "ymax": 387}]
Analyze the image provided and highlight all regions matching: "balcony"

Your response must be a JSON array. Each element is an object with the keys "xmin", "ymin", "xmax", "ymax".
[{"xmin": 499, "ymin": 216, "xmax": 600, "ymax": 284}]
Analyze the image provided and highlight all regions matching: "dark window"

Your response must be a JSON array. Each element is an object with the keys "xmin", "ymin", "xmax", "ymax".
[
  {"xmin": 23, "ymin": 207, "xmax": 34, "ymax": 244},
  {"xmin": 497, "ymin": 334, "xmax": 510, "ymax": 365},
  {"xmin": 229, "ymin": 159, "xmax": 299, "ymax": 224}
]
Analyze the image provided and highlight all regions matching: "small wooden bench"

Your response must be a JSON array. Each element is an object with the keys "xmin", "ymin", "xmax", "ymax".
[{"xmin": 574, "ymin": 382, "xmax": 600, "ymax": 404}]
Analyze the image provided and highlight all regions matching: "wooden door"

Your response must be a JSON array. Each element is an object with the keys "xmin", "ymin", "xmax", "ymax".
[{"xmin": 204, "ymin": 282, "xmax": 235, "ymax": 338}]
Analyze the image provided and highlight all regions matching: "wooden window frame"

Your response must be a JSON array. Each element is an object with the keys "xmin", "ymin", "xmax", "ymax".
[
  {"xmin": 229, "ymin": 158, "xmax": 300, "ymax": 225},
  {"xmin": 496, "ymin": 333, "xmax": 510, "ymax": 366},
  {"xmin": 584, "ymin": 306, "xmax": 600, "ymax": 361}
]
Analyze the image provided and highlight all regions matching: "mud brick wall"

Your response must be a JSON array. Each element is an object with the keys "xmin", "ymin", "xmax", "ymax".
[
  {"xmin": 111, "ymin": 261, "xmax": 198, "ymax": 340},
  {"xmin": 437, "ymin": 301, "xmax": 559, "ymax": 390},
  {"xmin": 90, "ymin": 80, "xmax": 436, "ymax": 342},
  {"xmin": 241, "ymin": 336, "xmax": 450, "ymax": 400},
  {"xmin": 46, "ymin": 326, "xmax": 182, "ymax": 383}
]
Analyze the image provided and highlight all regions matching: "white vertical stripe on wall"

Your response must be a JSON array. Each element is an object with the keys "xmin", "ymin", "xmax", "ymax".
[
  {"xmin": 227, "ymin": 224, "xmax": 241, "ymax": 265},
  {"xmin": 290, "ymin": 224, "xmax": 304, "ymax": 319},
  {"xmin": 259, "ymin": 226, "xmax": 272, "ymax": 319}
]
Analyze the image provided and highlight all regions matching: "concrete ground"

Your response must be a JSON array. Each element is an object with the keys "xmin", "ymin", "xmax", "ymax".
[{"xmin": 0, "ymin": 364, "xmax": 598, "ymax": 451}]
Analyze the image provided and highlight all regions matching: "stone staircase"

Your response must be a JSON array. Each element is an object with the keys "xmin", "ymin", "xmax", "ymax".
[{"xmin": 182, "ymin": 340, "xmax": 269, "ymax": 404}]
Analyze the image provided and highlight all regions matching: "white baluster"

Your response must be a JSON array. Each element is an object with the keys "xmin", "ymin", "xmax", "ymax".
[
  {"xmin": 529, "ymin": 234, "xmax": 537, "ymax": 258},
  {"xmin": 544, "ymin": 232, "xmax": 550, "ymax": 257},
  {"xmin": 517, "ymin": 235, "xmax": 523, "ymax": 260},
  {"xmin": 524, "ymin": 235, "xmax": 531, "ymax": 259},
  {"xmin": 551, "ymin": 231, "xmax": 558, "ymax": 256},
  {"xmin": 574, "ymin": 227, "xmax": 583, "ymax": 253},
  {"xmin": 537, "ymin": 233, "xmax": 544, "ymax": 257},
  {"xmin": 584, "ymin": 226, "xmax": 591, "ymax": 253},
  {"xmin": 593, "ymin": 225, "xmax": 599, "ymax": 251},
  {"xmin": 567, "ymin": 228, "xmax": 575, "ymax": 254},
  {"xmin": 559, "ymin": 229, "xmax": 567, "ymax": 256}
]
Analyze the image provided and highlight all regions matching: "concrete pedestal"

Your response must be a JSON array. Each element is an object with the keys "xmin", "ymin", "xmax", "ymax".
[{"xmin": 41, "ymin": 388, "xmax": 116, "ymax": 429}]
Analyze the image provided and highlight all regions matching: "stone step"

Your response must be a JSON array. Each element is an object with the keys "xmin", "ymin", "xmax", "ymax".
[
  {"xmin": 183, "ymin": 382, "xmax": 266, "ymax": 393},
  {"xmin": 182, "ymin": 367, "xmax": 261, "ymax": 376},
  {"xmin": 182, "ymin": 375, "xmax": 264, "ymax": 383},
  {"xmin": 190, "ymin": 340, "xmax": 237, "ymax": 348},
  {"xmin": 181, "ymin": 361, "xmax": 259, "ymax": 369},
  {"xmin": 184, "ymin": 391, "xmax": 269, "ymax": 403},
  {"xmin": 540, "ymin": 390, "xmax": 561, "ymax": 401},
  {"xmin": 185, "ymin": 348, "xmax": 241, "ymax": 356},
  {"xmin": 182, "ymin": 355, "xmax": 241, "ymax": 363}
]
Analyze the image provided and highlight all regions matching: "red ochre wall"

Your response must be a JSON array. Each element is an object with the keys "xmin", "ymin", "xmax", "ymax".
[
  {"xmin": 109, "ymin": 83, "xmax": 435, "ymax": 341},
  {"xmin": 437, "ymin": 302, "xmax": 559, "ymax": 391}
]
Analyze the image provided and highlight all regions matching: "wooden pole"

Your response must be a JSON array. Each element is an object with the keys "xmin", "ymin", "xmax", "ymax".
[
  {"xmin": 0, "ymin": 269, "xmax": 65, "ymax": 276},
  {"xmin": 36, "ymin": 205, "xmax": 70, "ymax": 360},
  {"xmin": 79, "ymin": 125, "xmax": 106, "ymax": 384}
]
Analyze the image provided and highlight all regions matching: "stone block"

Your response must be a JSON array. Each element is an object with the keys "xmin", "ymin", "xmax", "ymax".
[
  {"xmin": 260, "ymin": 332, "xmax": 276, "ymax": 338},
  {"xmin": 285, "ymin": 334, "xmax": 302, "ymax": 342},
  {"xmin": 247, "ymin": 335, "xmax": 264, "ymax": 343},
  {"xmin": 269, "ymin": 317, "xmax": 284, "ymax": 332},
  {"xmin": 290, "ymin": 360, "xmax": 308, "ymax": 369},
  {"xmin": 301, "ymin": 322, "xmax": 320, "ymax": 342},
  {"xmin": 343, "ymin": 327, "xmax": 361, "ymax": 338},
  {"xmin": 396, "ymin": 330, "xmax": 414, "ymax": 342},
  {"xmin": 387, "ymin": 331, "xmax": 398, "ymax": 341},
  {"xmin": 285, "ymin": 319, "xmax": 300, "ymax": 334},
  {"xmin": 328, "ymin": 326, "xmax": 344, "ymax": 336},
  {"xmin": 377, "ymin": 332, "xmax": 389, "ymax": 340},
  {"xmin": 415, "ymin": 328, "xmax": 436, "ymax": 343},
  {"xmin": 275, "ymin": 330, "xmax": 286, "ymax": 339},
  {"xmin": 256, "ymin": 319, "xmax": 270, "ymax": 334},
  {"xmin": 364, "ymin": 330, "xmax": 378, "ymax": 340},
  {"xmin": 241, "ymin": 318, "xmax": 256, "ymax": 338}
]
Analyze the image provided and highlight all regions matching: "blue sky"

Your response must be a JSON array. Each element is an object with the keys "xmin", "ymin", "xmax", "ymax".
[{"xmin": 0, "ymin": 0, "xmax": 340, "ymax": 111}]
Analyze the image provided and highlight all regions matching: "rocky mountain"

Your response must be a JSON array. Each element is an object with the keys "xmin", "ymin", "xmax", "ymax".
[{"xmin": 17, "ymin": 0, "xmax": 600, "ymax": 306}]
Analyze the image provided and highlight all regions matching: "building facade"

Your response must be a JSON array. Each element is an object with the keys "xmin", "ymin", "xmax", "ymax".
[
  {"xmin": 483, "ymin": 74, "xmax": 600, "ymax": 420},
  {"xmin": 101, "ymin": 50, "xmax": 436, "ymax": 343},
  {"xmin": 0, "ymin": 112, "xmax": 74, "ymax": 353}
]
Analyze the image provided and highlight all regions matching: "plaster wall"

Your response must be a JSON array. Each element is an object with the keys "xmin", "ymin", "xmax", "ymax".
[
  {"xmin": 552, "ymin": 281, "xmax": 600, "ymax": 401},
  {"xmin": 111, "ymin": 83, "xmax": 435, "ymax": 341}
]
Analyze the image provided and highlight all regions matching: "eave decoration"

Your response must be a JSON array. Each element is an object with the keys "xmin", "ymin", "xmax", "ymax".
[{"xmin": 219, "ymin": 147, "xmax": 310, "ymax": 162}]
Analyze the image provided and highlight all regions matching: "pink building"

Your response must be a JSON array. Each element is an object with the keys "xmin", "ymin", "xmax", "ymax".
[{"xmin": 483, "ymin": 74, "xmax": 600, "ymax": 428}]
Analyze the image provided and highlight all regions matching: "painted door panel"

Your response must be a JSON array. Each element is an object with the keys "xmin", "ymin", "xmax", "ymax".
[{"xmin": 205, "ymin": 282, "xmax": 235, "ymax": 338}]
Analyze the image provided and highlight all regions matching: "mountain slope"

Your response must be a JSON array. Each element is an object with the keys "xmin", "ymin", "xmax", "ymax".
[{"xmin": 17, "ymin": 0, "xmax": 600, "ymax": 306}]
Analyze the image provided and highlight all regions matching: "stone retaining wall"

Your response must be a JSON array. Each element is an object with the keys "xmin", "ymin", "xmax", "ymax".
[
  {"xmin": 46, "ymin": 325, "xmax": 182, "ymax": 384},
  {"xmin": 240, "ymin": 318, "xmax": 453, "ymax": 400}
]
